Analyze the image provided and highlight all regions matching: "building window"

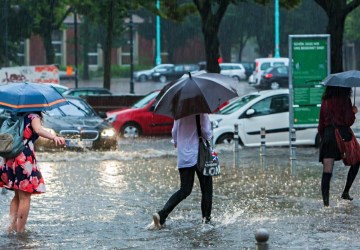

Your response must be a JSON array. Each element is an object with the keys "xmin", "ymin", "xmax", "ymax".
[
  {"xmin": 16, "ymin": 41, "xmax": 26, "ymax": 65},
  {"xmin": 52, "ymin": 30, "xmax": 63, "ymax": 65},
  {"xmin": 88, "ymin": 43, "xmax": 99, "ymax": 67}
]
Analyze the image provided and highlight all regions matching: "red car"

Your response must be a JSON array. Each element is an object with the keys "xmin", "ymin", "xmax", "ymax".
[{"xmin": 106, "ymin": 91, "xmax": 174, "ymax": 138}]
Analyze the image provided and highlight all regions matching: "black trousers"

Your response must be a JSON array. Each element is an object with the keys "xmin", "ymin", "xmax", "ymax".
[{"xmin": 158, "ymin": 165, "xmax": 213, "ymax": 224}]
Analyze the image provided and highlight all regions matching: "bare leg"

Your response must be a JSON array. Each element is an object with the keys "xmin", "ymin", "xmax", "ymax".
[
  {"xmin": 16, "ymin": 190, "xmax": 31, "ymax": 233},
  {"xmin": 8, "ymin": 190, "xmax": 19, "ymax": 232}
]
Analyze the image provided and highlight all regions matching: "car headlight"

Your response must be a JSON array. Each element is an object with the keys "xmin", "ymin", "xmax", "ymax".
[
  {"xmin": 211, "ymin": 119, "xmax": 222, "ymax": 129},
  {"xmin": 101, "ymin": 128, "xmax": 116, "ymax": 137},
  {"xmin": 106, "ymin": 115, "xmax": 117, "ymax": 123}
]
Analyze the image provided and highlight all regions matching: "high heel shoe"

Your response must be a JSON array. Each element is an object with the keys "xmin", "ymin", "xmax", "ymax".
[{"xmin": 341, "ymin": 192, "xmax": 353, "ymax": 201}]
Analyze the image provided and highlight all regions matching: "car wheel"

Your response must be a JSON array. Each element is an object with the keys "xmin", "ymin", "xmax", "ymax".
[
  {"xmin": 216, "ymin": 133, "xmax": 234, "ymax": 144},
  {"xmin": 270, "ymin": 82, "xmax": 280, "ymax": 89},
  {"xmin": 232, "ymin": 76, "xmax": 241, "ymax": 82},
  {"xmin": 121, "ymin": 123, "xmax": 141, "ymax": 138},
  {"xmin": 139, "ymin": 75, "xmax": 147, "ymax": 82},
  {"xmin": 159, "ymin": 75, "xmax": 167, "ymax": 83}
]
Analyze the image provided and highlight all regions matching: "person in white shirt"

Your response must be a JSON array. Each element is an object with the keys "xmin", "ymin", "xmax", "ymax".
[{"xmin": 152, "ymin": 113, "xmax": 213, "ymax": 229}]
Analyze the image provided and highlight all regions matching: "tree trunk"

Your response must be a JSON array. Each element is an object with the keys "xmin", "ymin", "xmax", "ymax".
[
  {"xmin": 327, "ymin": 13, "xmax": 346, "ymax": 73},
  {"xmin": 103, "ymin": 0, "xmax": 114, "ymax": 90},
  {"xmin": 194, "ymin": 0, "xmax": 230, "ymax": 73},
  {"xmin": 220, "ymin": 38, "xmax": 231, "ymax": 62},
  {"xmin": 43, "ymin": 30, "xmax": 55, "ymax": 64},
  {"xmin": 203, "ymin": 26, "xmax": 220, "ymax": 73},
  {"xmin": 81, "ymin": 20, "xmax": 90, "ymax": 80}
]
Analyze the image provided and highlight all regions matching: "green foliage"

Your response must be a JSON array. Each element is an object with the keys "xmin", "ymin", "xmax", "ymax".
[{"xmin": 345, "ymin": 6, "xmax": 360, "ymax": 41}]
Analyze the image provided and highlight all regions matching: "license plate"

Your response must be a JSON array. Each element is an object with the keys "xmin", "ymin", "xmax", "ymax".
[{"xmin": 65, "ymin": 139, "xmax": 93, "ymax": 148}]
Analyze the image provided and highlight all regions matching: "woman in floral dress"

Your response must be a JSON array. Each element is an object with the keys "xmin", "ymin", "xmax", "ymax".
[{"xmin": 0, "ymin": 113, "xmax": 65, "ymax": 233}]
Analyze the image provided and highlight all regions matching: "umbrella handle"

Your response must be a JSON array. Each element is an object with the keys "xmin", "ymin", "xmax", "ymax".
[{"xmin": 354, "ymin": 87, "xmax": 356, "ymax": 105}]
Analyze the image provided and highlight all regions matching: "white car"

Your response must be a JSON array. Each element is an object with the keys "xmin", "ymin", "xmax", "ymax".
[
  {"xmin": 220, "ymin": 63, "xmax": 246, "ymax": 81},
  {"xmin": 210, "ymin": 89, "xmax": 320, "ymax": 147}
]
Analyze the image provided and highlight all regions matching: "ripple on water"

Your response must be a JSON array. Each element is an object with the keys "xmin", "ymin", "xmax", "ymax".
[{"xmin": 0, "ymin": 141, "xmax": 360, "ymax": 249}]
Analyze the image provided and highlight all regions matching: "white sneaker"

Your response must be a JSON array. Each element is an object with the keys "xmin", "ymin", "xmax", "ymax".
[{"xmin": 152, "ymin": 213, "xmax": 162, "ymax": 230}]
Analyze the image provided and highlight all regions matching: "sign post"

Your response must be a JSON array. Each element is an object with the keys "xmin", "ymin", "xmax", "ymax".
[{"xmin": 288, "ymin": 34, "xmax": 330, "ymax": 175}]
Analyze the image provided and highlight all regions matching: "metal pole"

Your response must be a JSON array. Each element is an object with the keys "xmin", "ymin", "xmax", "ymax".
[
  {"xmin": 155, "ymin": 0, "xmax": 162, "ymax": 65},
  {"xmin": 4, "ymin": 0, "xmax": 9, "ymax": 66},
  {"xmin": 290, "ymin": 128, "xmax": 297, "ymax": 176},
  {"xmin": 129, "ymin": 13, "xmax": 134, "ymax": 94},
  {"xmin": 211, "ymin": 121, "xmax": 214, "ymax": 147},
  {"xmin": 260, "ymin": 127, "xmax": 266, "ymax": 170},
  {"xmin": 255, "ymin": 228, "xmax": 269, "ymax": 250},
  {"xmin": 234, "ymin": 124, "xmax": 239, "ymax": 167},
  {"xmin": 274, "ymin": 0, "xmax": 280, "ymax": 58},
  {"xmin": 74, "ymin": 11, "xmax": 78, "ymax": 88}
]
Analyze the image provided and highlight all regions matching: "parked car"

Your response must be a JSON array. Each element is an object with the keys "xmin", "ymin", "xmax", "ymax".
[
  {"xmin": 106, "ymin": 90, "xmax": 174, "ymax": 137},
  {"xmin": 239, "ymin": 61, "xmax": 255, "ymax": 79},
  {"xmin": 62, "ymin": 87, "xmax": 113, "ymax": 97},
  {"xmin": 248, "ymin": 73, "xmax": 256, "ymax": 85},
  {"xmin": 133, "ymin": 64, "xmax": 174, "ymax": 82},
  {"xmin": 251, "ymin": 57, "xmax": 289, "ymax": 87},
  {"xmin": 219, "ymin": 63, "xmax": 246, "ymax": 81},
  {"xmin": 59, "ymin": 70, "xmax": 76, "ymax": 80},
  {"xmin": 48, "ymin": 83, "xmax": 69, "ymax": 94},
  {"xmin": 0, "ymin": 96, "xmax": 118, "ymax": 151},
  {"xmin": 256, "ymin": 65, "xmax": 289, "ymax": 90},
  {"xmin": 210, "ymin": 89, "xmax": 320, "ymax": 147},
  {"xmin": 152, "ymin": 64, "xmax": 200, "ymax": 83}
]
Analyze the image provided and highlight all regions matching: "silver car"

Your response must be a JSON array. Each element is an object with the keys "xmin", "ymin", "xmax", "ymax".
[{"xmin": 133, "ymin": 64, "xmax": 174, "ymax": 82}]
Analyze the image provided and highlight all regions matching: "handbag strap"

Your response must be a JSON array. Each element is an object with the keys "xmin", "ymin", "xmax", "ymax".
[{"xmin": 196, "ymin": 114, "xmax": 201, "ymax": 138}]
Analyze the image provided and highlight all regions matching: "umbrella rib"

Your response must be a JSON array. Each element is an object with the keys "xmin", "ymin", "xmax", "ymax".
[{"xmin": 0, "ymin": 99, "xmax": 67, "ymax": 109}]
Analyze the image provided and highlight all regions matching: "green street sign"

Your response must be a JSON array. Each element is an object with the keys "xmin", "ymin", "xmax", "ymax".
[{"xmin": 289, "ymin": 35, "xmax": 330, "ymax": 128}]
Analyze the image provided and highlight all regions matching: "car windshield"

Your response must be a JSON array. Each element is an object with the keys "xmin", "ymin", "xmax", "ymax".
[
  {"xmin": 133, "ymin": 91, "xmax": 159, "ymax": 108},
  {"xmin": 217, "ymin": 94, "xmax": 259, "ymax": 115},
  {"xmin": 45, "ymin": 98, "xmax": 95, "ymax": 117}
]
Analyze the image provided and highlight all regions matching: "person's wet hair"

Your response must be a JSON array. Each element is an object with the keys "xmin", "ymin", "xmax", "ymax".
[{"xmin": 322, "ymin": 86, "xmax": 352, "ymax": 100}]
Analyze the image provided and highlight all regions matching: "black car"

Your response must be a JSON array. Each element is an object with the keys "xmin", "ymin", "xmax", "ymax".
[
  {"xmin": 256, "ymin": 65, "xmax": 289, "ymax": 90},
  {"xmin": 152, "ymin": 64, "xmax": 200, "ymax": 83},
  {"xmin": 0, "ymin": 97, "xmax": 118, "ymax": 151},
  {"xmin": 62, "ymin": 87, "xmax": 113, "ymax": 97}
]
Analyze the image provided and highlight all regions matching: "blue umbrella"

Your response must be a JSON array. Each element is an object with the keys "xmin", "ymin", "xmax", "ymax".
[
  {"xmin": 323, "ymin": 70, "xmax": 360, "ymax": 87},
  {"xmin": 0, "ymin": 82, "xmax": 68, "ymax": 112},
  {"xmin": 323, "ymin": 70, "xmax": 360, "ymax": 103}
]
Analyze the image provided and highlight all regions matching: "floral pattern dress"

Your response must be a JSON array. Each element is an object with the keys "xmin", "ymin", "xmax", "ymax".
[{"xmin": 0, "ymin": 113, "xmax": 46, "ymax": 194}]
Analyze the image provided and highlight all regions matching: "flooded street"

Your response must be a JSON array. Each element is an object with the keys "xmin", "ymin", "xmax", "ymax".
[{"xmin": 1, "ymin": 137, "xmax": 360, "ymax": 249}]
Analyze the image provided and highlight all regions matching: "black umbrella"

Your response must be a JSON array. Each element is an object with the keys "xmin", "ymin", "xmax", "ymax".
[
  {"xmin": 154, "ymin": 72, "xmax": 239, "ymax": 120},
  {"xmin": 323, "ymin": 70, "xmax": 360, "ymax": 103}
]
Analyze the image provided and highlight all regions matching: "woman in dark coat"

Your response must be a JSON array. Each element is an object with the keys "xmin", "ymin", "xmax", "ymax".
[{"xmin": 318, "ymin": 86, "xmax": 359, "ymax": 207}]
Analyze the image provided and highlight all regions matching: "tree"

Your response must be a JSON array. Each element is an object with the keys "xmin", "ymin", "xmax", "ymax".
[
  {"xmin": 136, "ymin": 8, "xmax": 202, "ymax": 64},
  {"xmin": 314, "ymin": 0, "xmax": 360, "ymax": 73},
  {"xmin": 0, "ymin": 0, "xmax": 33, "ymax": 66},
  {"xmin": 71, "ymin": 0, "xmax": 129, "ymax": 89},
  {"xmin": 219, "ymin": 2, "xmax": 255, "ymax": 62},
  {"xmin": 25, "ymin": 0, "xmax": 73, "ymax": 64}
]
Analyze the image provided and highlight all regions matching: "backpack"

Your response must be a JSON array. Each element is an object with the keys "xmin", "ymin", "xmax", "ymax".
[{"xmin": 0, "ymin": 114, "xmax": 27, "ymax": 158}]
